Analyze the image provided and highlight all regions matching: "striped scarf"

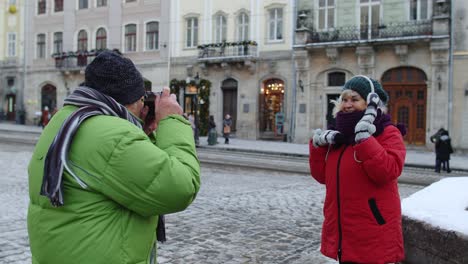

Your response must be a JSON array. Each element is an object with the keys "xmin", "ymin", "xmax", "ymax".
[{"xmin": 40, "ymin": 86, "xmax": 142, "ymax": 207}]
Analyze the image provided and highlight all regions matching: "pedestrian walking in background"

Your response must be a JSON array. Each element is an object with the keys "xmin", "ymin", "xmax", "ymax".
[
  {"xmin": 430, "ymin": 128, "xmax": 453, "ymax": 173},
  {"xmin": 223, "ymin": 114, "xmax": 232, "ymax": 144},
  {"xmin": 27, "ymin": 51, "xmax": 200, "ymax": 264},
  {"xmin": 188, "ymin": 113, "xmax": 199, "ymax": 146},
  {"xmin": 207, "ymin": 115, "xmax": 218, "ymax": 145},
  {"xmin": 309, "ymin": 75, "xmax": 406, "ymax": 264},
  {"xmin": 40, "ymin": 106, "xmax": 50, "ymax": 128}
]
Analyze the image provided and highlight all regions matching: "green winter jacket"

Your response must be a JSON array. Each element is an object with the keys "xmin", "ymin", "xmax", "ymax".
[{"xmin": 27, "ymin": 105, "xmax": 200, "ymax": 264}]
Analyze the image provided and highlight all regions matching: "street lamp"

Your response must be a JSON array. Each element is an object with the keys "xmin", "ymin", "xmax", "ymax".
[
  {"xmin": 193, "ymin": 73, "xmax": 201, "ymax": 145},
  {"xmin": 185, "ymin": 73, "xmax": 201, "ymax": 146}
]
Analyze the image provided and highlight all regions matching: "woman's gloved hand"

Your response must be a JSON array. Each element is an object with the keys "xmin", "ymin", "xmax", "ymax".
[
  {"xmin": 355, "ymin": 93, "xmax": 380, "ymax": 143},
  {"xmin": 312, "ymin": 129, "xmax": 342, "ymax": 148}
]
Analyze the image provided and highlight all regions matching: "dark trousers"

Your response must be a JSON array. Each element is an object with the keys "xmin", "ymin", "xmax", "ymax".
[{"xmin": 435, "ymin": 159, "xmax": 451, "ymax": 173}]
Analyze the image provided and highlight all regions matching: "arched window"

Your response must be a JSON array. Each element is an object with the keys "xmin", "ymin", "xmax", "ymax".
[
  {"xmin": 237, "ymin": 12, "xmax": 249, "ymax": 41},
  {"xmin": 214, "ymin": 14, "xmax": 227, "ymax": 43},
  {"xmin": 125, "ymin": 24, "xmax": 137, "ymax": 52},
  {"xmin": 77, "ymin": 30, "xmax": 88, "ymax": 51},
  {"xmin": 146, "ymin": 22, "xmax": 159, "ymax": 50},
  {"xmin": 96, "ymin": 28, "xmax": 107, "ymax": 50}
]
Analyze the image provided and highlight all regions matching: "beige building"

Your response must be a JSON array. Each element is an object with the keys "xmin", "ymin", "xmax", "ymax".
[
  {"xmin": 23, "ymin": 0, "xmax": 170, "ymax": 125},
  {"xmin": 169, "ymin": 0, "xmax": 296, "ymax": 141},
  {"xmin": 452, "ymin": 0, "xmax": 468, "ymax": 150},
  {"xmin": 293, "ymin": 0, "xmax": 467, "ymax": 150},
  {"xmin": 0, "ymin": 0, "xmax": 25, "ymax": 123}
]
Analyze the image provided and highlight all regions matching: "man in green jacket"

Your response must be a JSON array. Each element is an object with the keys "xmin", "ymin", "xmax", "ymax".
[{"xmin": 27, "ymin": 51, "xmax": 201, "ymax": 264}]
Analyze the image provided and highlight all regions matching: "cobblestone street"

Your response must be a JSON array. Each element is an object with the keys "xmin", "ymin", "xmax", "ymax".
[{"xmin": 0, "ymin": 143, "xmax": 423, "ymax": 264}]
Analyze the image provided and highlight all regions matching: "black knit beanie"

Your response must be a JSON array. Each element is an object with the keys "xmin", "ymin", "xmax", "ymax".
[
  {"xmin": 342, "ymin": 76, "xmax": 389, "ymax": 104},
  {"xmin": 84, "ymin": 51, "xmax": 145, "ymax": 105}
]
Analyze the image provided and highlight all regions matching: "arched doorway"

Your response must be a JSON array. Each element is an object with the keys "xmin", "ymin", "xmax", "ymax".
[
  {"xmin": 382, "ymin": 67, "xmax": 427, "ymax": 145},
  {"xmin": 222, "ymin": 78, "xmax": 238, "ymax": 132},
  {"xmin": 41, "ymin": 84, "xmax": 57, "ymax": 111},
  {"xmin": 259, "ymin": 78, "xmax": 285, "ymax": 140}
]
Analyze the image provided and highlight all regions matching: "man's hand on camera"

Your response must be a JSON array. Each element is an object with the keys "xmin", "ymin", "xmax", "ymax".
[{"xmin": 155, "ymin": 87, "xmax": 183, "ymax": 126}]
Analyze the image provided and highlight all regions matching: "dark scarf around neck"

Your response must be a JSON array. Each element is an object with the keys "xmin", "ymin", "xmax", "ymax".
[{"xmin": 331, "ymin": 109, "xmax": 394, "ymax": 145}]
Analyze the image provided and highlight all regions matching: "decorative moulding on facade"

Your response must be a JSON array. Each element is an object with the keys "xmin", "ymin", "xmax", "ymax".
[
  {"xmin": 293, "ymin": 50, "xmax": 308, "ymax": 72},
  {"xmin": 267, "ymin": 61, "xmax": 277, "ymax": 74},
  {"xmin": 244, "ymin": 60, "xmax": 256, "ymax": 75},
  {"xmin": 395, "ymin": 45, "xmax": 408, "ymax": 64},
  {"xmin": 295, "ymin": 28, "xmax": 311, "ymax": 46},
  {"xmin": 356, "ymin": 46, "xmax": 375, "ymax": 77},
  {"xmin": 326, "ymin": 47, "xmax": 339, "ymax": 64}
]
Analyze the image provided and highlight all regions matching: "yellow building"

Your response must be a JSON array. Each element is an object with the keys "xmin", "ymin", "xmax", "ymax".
[{"xmin": 0, "ymin": 0, "xmax": 25, "ymax": 123}]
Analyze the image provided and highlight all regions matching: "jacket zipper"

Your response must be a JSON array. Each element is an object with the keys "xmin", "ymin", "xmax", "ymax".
[{"xmin": 336, "ymin": 145, "xmax": 347, "ymax": 262}]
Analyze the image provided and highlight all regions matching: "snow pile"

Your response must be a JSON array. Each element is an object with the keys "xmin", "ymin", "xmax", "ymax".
[{"xmin": 402, "ymin": 177, "xmax": 468, "ymax": 236}]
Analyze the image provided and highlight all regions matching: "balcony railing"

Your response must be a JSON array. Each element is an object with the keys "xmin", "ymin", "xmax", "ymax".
[
  {"xmin": 197, "ymin": 41, "xmax": 258, "ymax": 61},
  {"xmin": 52, "ymin": 49, "xmax": 120, "ymax": 70},
  {"xmin": 307, "ymin": 20, "xmax": 432, "ymax": 44}
]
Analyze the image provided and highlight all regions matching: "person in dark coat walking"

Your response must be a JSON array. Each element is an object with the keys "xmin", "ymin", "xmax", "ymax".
[
  {"xmin": 309, "ymin": 75, "xmax": 406, "ymax": 264},
  {"xmin": 431, "ymin": 128, "xmax": 453, "ymax": 173},
  {"xmin": 207, "ymin": 115, "xmax": 218, "ymax": 145}
]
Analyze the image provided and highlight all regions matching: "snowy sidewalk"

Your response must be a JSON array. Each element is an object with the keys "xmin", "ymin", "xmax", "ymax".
[
  {"xmin": 198, "ymin": 136, "xmax": 468, "ymax": 172},
  {"xmin": 1, "ymin": 122, "xmax": 467, "ymax": 171}
]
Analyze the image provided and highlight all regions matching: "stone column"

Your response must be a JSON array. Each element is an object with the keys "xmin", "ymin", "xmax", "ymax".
[
  {"xmin": 292, "ymin": 49, "xmax": 310, "ymax": 142},
  {"xmin": 430, "ymin": 39, "xmax": 450, "ymax": 131}
]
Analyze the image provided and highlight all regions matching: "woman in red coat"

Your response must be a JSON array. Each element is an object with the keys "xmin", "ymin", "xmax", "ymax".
[{"xmin": 309, "ymin": 75, "xmax": 406, "ymax": 264}]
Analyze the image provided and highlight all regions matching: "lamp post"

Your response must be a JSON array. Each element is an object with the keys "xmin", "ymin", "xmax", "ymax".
[{"xmin": 186, "ymin": 73, "xmax": 201, "ymax": 146}]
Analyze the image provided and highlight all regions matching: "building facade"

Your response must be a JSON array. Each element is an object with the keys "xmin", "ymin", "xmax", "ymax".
[
  {"xmin": 293, "ymin": 0, "xmax": 468, "ymax": 150},
  {"xmin": 0, "ymin": 0, "xmax": 25, "ymax": 123},
  {"xmin": 23, "ymin": 0, "xmax": 170, "ymax": 124},
  {"xmin": 452, "ymin": 0, "xmax": 468, "ymax": 150},
  {"xmin": 169, "ymin": 0, "xmax": 295, "ymax": 141}
]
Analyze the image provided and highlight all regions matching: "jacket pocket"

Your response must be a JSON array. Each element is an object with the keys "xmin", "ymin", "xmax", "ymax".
[{"xmin": 368, "ymin": 198, "xmax": 386, "ymax": 225}]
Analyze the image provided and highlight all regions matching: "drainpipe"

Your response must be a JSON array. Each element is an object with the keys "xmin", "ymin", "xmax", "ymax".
[
  {"xmin": 20, "ymin": 0, "xmax": 28, "ymax": 124},
  {"xmin": 288, "ymin": 0, "xmax": 298, "ymax": 143},
  {"xmin": 447, "ymin": 0, "xmax": 454, "ymax": 133}
]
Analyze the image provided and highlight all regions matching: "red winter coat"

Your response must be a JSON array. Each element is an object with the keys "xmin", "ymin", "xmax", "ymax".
[{"xmin": 309, "ymin": 125, "xmax": 406, "ymax": 264}]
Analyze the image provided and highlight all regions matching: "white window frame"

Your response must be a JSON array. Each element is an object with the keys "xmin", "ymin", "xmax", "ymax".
[
  {"xmin": 237, "ymin": 12, "xmax": 249, "ymax": 41},
  {"xmin": 77, "ymin": 0, "xmax": 89, "ymax": 10},
  {"xmin": 37, "ymin": 0, "xmax": 47, "ymax": 16},
  {"xmin": 9, "ymin": 0, "xmax": 17, "ymax": 5},
  {"xmin": 52, "ymin": 32, "xmax": 63, "ymax": 54},
  {"xmin": 144, "ymin": 20, "xmax": 160, "ymax": 51},
  {"xmin": 53, "ymin": 0, "xmax": 64, "ymax": 13},
  {"xmin": 185, "ymin": 17, "xmax": 199, "ymax": 48},
  {"xmin": 76, "ymin": 29, "xmax": 89, "ymax": 51},
  {"xmin": 96, "ymin": 0, "xmax": 107, "ymax": 7},
  {"xmin": 316, "ymin": 0, "xmax": 336, "ymax": 31},
  {"xmin": 95, "ymin": 27, "xmax": 108, "ymax": 50},
  {"xmin": 409, "ymin": 0, "xmax": 431, "ymax": 21},
  {"xmin": 7, "ymin": 33, "xmax": 16, "ymax": 57},
  {"xmin": 214, "ymin": 13, "xmax": 227, "ymax": 43},
  {"xmin": 36, "ymin": 33, "xmax": 47, "ymax": 59},
  {"xmin": 267, "ymin": 8, "xmax": 283, "ymax": 42},
  {"xmin": 123, "ymin": 23, "xmax": 138, "ymax": 53},
  {"xmin": 358, "ymin": 0, "xmax": 382, "ymax": 37}
]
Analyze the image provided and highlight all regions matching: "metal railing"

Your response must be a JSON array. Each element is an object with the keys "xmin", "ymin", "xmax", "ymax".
[
  {"xmin": 308, "ymin": 20, "xmax": 432, "ymax": 44},
  {"xmin": 197, "ymin": 41, "xmax": 258, "ymax": 61}
]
